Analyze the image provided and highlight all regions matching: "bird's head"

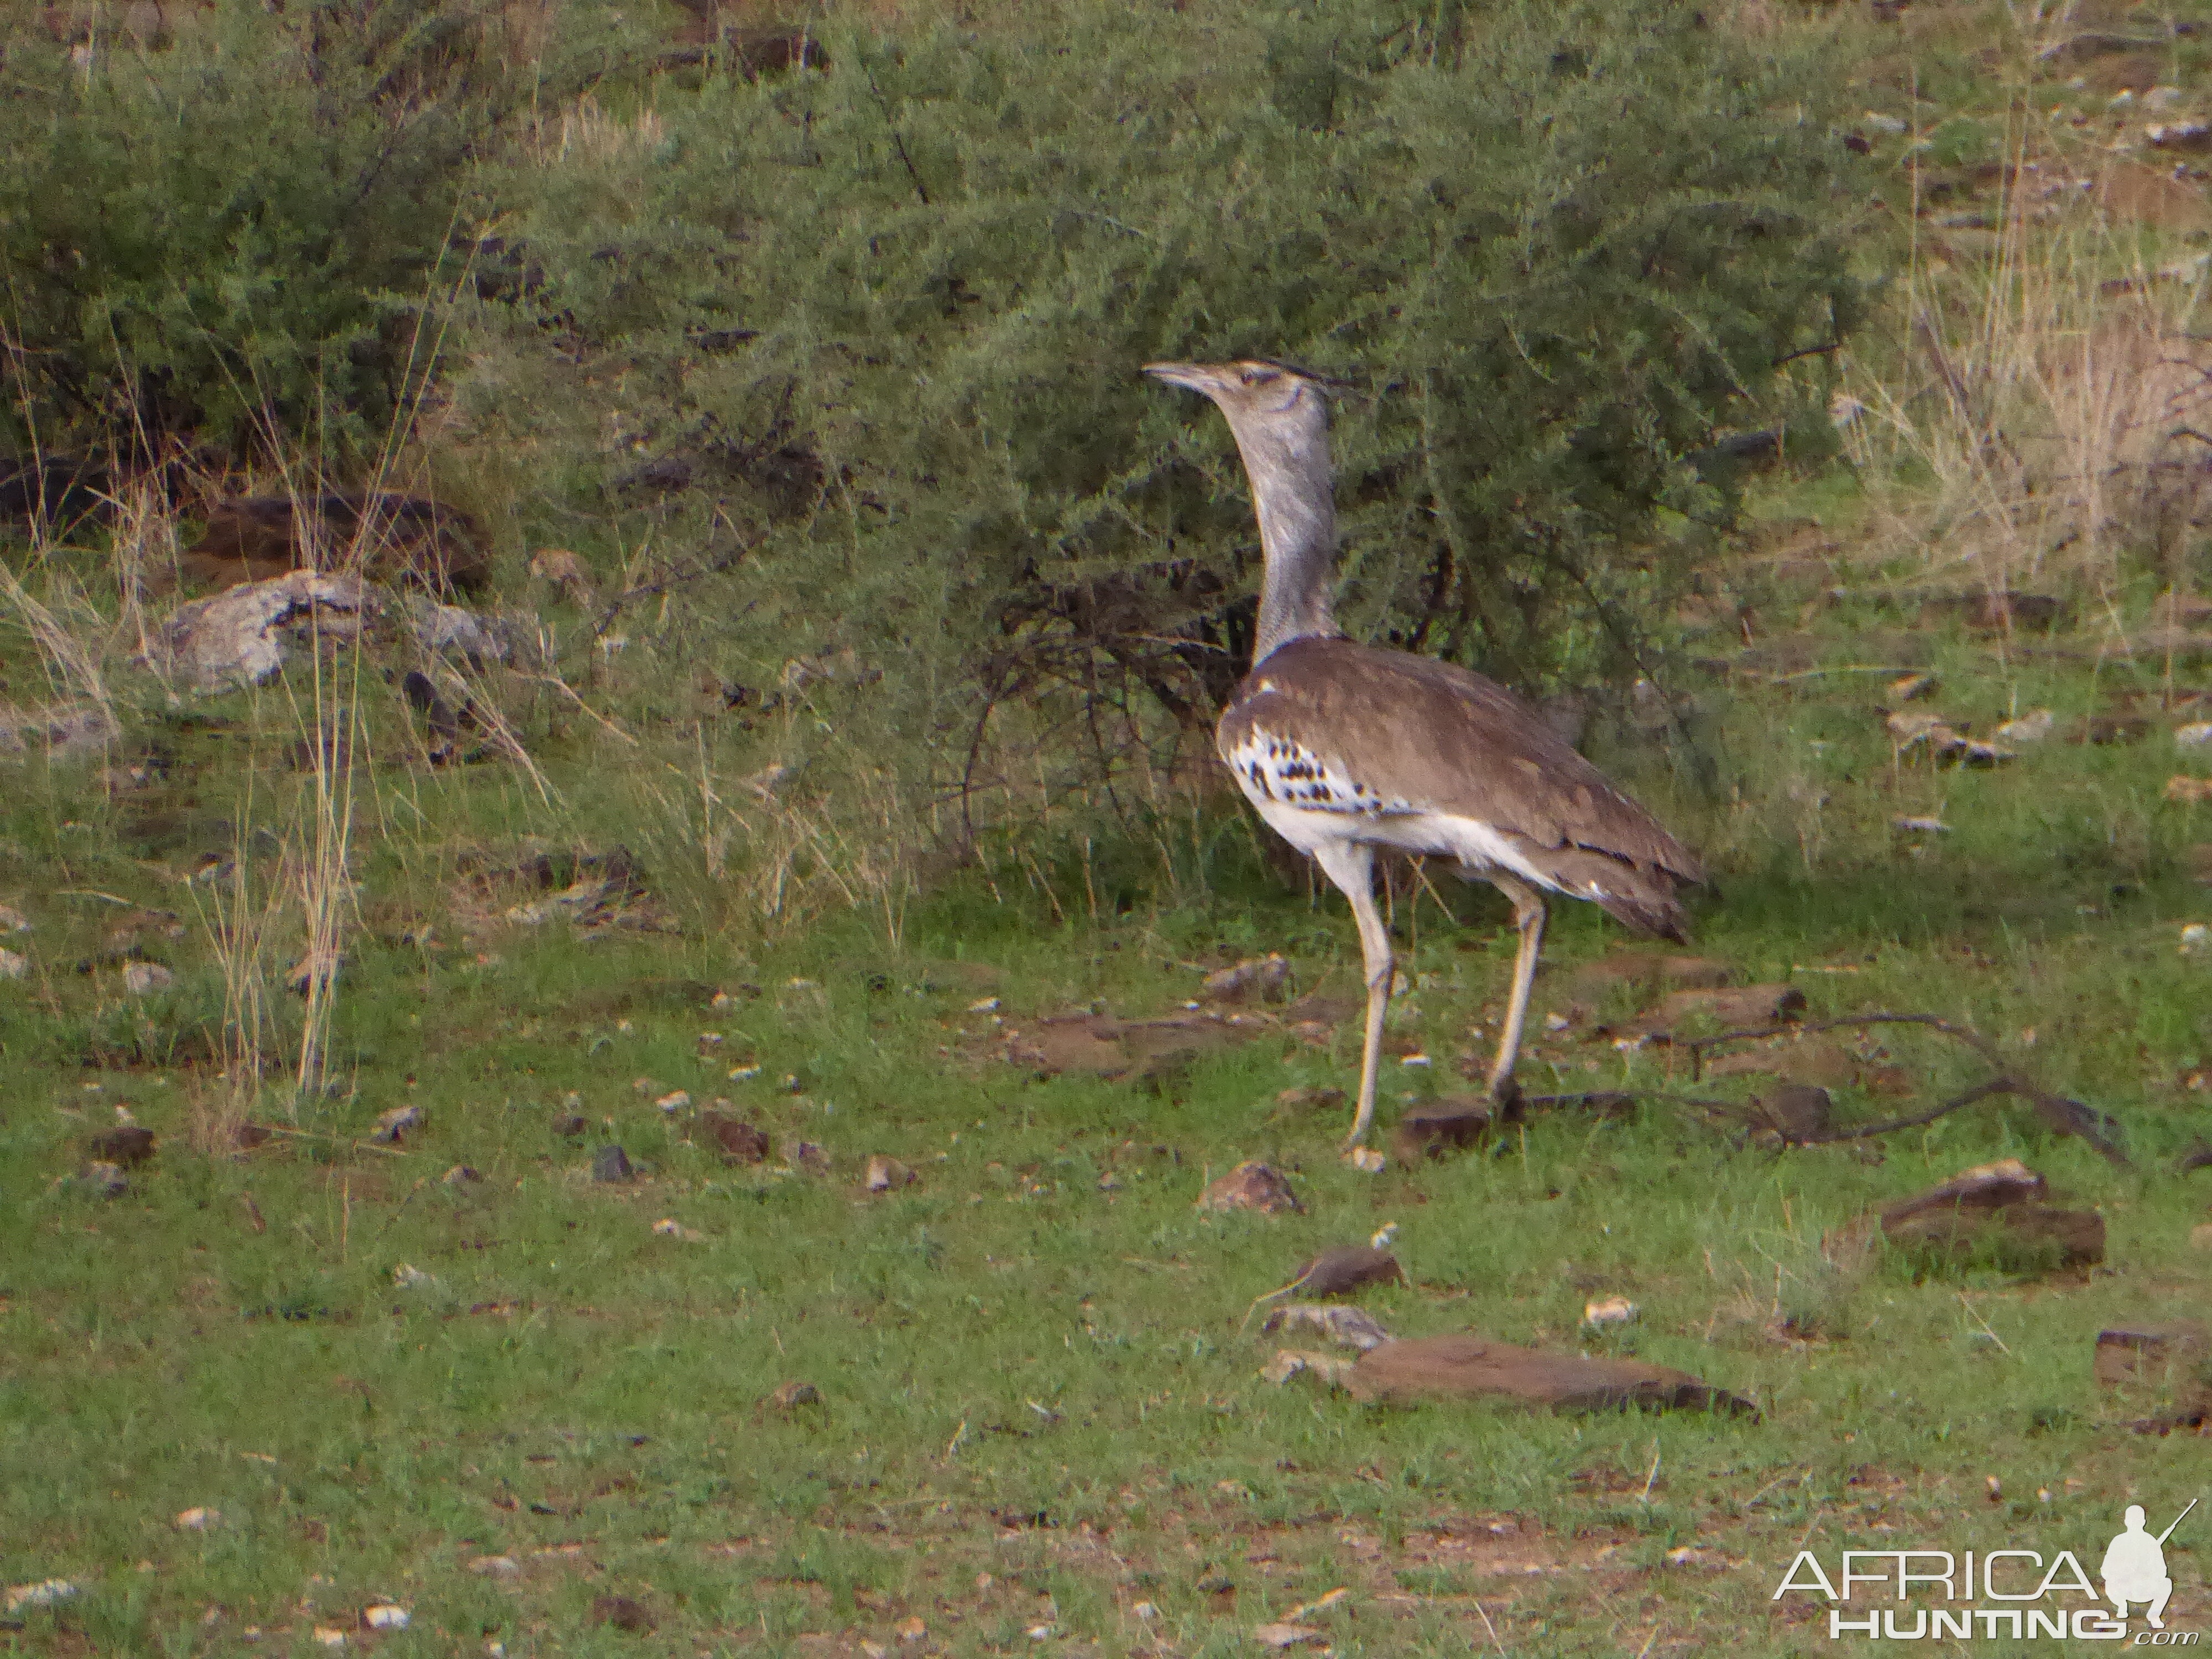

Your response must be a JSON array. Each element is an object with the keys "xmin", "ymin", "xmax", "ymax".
[{"xmin": 1143, "ymin": 358, "xmax": 1333, "ymax": 465}]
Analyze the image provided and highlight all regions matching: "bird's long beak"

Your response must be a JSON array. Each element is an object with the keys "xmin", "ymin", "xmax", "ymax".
[{"xmin": 1142, "ymin": 361, "xmax": 1222, "ymax": 396}]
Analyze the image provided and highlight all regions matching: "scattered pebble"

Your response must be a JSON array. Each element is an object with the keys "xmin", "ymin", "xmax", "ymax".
[
  {"xmin": 361, "ymin": 1606, "xmax": 409, "ymax": 1632},
  {"xmin": 895, "ymin": 1615, "xmax": 928, "ymax": 1643},
  {"xmin": 1134, "ymin": 1600, "xmax": 1160, "ymax": 1619},
  {"xmin": 2183, "ymin": 924, "xmax": 2210, "ymax": 958},
  {"xmin": 0, "ymin": 904, "xmax": 30, "ymax": 932},
  {"xmin": 312, "ymin": 1628, "xmax": 348, "ymax": 1649},
  {"xmin": 1400, "ymin": 1050, "xmax": 1432, "ymax": 1066},
  {"xmin": 1262, "ymin": 1303, "xmax": 1392, "ymax": 1352},
  {"xmin": 1253, "ymin": 1623, "xmax": 1326, "ymax": 1649},
  {"xmin": 967, "ymin": 997, "xmax": 1001, "ymax": 1013},
  {"xmin": 728, "ymin": 1065, "xmax": 761, "ymax": 1082},
  {"xmin": 467, "ymin": 1555, "xmax": 521, "ymax": 1577},
  {"xmin": 784, "ymin": 1140, "xmax": 831, "ymax": 1173},
  {"xmin": 1584, "ymin": 1296, "xmax": 1640, "ymax": 1329},
  {"xmin": 1202, "ymin": 954, "xmax": 1292, "ymax": 1003},
  {"xmin": 1347, "ymin": 1147, "xmax": 1386, "ymax": 1173},
  {"xmin": 0, "ymin": 948, "xmax": 25, "ymax": 979},
  {"xmin": 592, "ymin": 1144, "xmax": 635, "ymax": 1183},
  {"xmin": 392, "ymin": 1264, "xmax": 435, "ymax": 1288},
  {"xmin": 654, "ymin": 1091, "xmax": 691, "ymax": 1115},
  {"xmin": 1991, "ymin": 708, "xmax": 2054, "ymax": 744},
  {"xmin": 443, "ymin": 1165, "xmax": 482, "ymax": 1186},
  {"xmin": 2178, "ymin": 722, "xmax": 2212, "ymax": 749},
  {"xmin": 4, "ymin": 1580, "xmax": 78, "ymax": 1614},
  {"xmin": 1197, "ymin": 1162, "xmax": 1303, "ymax": 1215},
  {"xmin": 174, "ymin": 1506, "xmax": 220, "ymax": 1530},
  {"xmin": 371, "ymin": 1105, "xmax": 422, "ymax": 1145},
  {"xmin": 864, "ymin": 1154, "xmax": 917, "ymax": 1193},
  {"xmin": 1892, "ymin": 815, "xmax": 1949, "ymax": 834},
  {"xmin": 2167, "ymin": 776, "xmax": 2212, "ymax": 805},
  {"xmin": 122, "ymin": 962, "xmax": 176, "ymax": 995},
  {"xmin": 74, "ymin": 1160, "xmax": 127, "ymax": 1198},
  {"xmin": 650, "ymin": 1218, "xmax": 704, "ymax": 1241},
  {"xmin": 588, "ymin": 1594, "xmax": 654, "ymax": 1634}
]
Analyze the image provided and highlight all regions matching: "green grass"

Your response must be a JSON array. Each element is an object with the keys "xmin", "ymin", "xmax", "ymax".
[{"xmin": 3, "ymin": 573, "xmax": 2211, "ymax": 1655}]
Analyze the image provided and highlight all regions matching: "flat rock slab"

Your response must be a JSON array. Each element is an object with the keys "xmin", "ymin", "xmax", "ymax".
[
  {"xmin": 1567, "ymin": 953, "xmax": 1732, "ymax": 1001},
  {"xmin": 1620, "ymin": 983, "xmax": 1805, "ymax": 1039},
  {"xmin": 2094, "ymin": 1323, "xmax": 2209, "ymax": 1389},
  {"xmin": 1880, "ymin": 1158, "xmax": 2045, "ymax": 1227},
  {"xmin": 1343, "ymin": 1334, "xmax": 1757, "ymax": 1417},
  {"xmin": 1875, "ymin": 1159, "xmax": 2104, "ymax": 1268},
  {"xmin": 1004, "ymin": 1012, "xmax": 1263, "ymax": 1083},
  {"xmin": 1292, "ymin": 1246, "xmax": 1405, "ymax": 1297},
  {"xmin": 1197, "ymin": 1161, "xmax": 1303, "ymax": 1215}
]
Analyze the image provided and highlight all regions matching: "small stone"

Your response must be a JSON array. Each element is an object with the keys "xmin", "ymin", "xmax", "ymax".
[
  {"xmin": 4, "ymin": 1580, "xmax": 79, "ymax": 1614},
  {"xmin": 1348, "ymin": 1146, "xmax": 1387, "ymax": 1172},
  {"xmin": 1293, "ymin": 1246, "xmax": 1405, "ymax": 1298},
  {"xmin": 864, "ymin": 1154, "xmax": 917, "ymax": 1193},
  {"xmin": 442, "ymin": 1164, "xmax": 482, "ymax": 1186},
  {"xmin": 1392, "ymin": 1099, "xmax": 1499, "ymax": 1162},
  {"xmin": 2166, "ymin": 776, "xmax": 2212, "ymax": 805},
  {"xmin": 766, "ymin": 1379, "xmax": 822, "ymax": 1411},
  {"xmin": 1261, "ymin": 1303, "xmax": 1392, "ymax": 1352},
  {"xmin": 1992, "ymin": 708, "xmax": 2054, "ymax": 745},
  {"xmin": 0, "ymin": 904, "xmax": 30, "ymax": 932},
  {"xmin": 895, "ymin": 1615, "xmax": 927, "ymax": 1643},
  {"xmin": 553, "ymin": 1113, "xmax": 588, "ymax": 1138},
  {"xmin": 650, "ymin": 1218, "xmax": 703, "ymax": 1241},
  {"xmin": 2182, "ymin": 924, "xmax": 2210, "ymax": 958},
  {"xmin": 1134, "ymin": 1601, "xmax": 1160, "ymax": 1620},
  {"xmin": 1584, "ymin": 1296, "xmax": 1640, "ymax": 1329},
  {"xmin": 1893, "ymin": 815, "xmax": 1949, "ymax": 834},
  {"xmin": 174, "ymin": 1506, "xmax": 220, "ymax": 1530},
  {"xmin": 1253, "ymin": 1623, "xmax": 1326, "ymax": 1649},
  {"xmin": 1202, "ymin": 953, "xmax": 1292, "ymax": 1004},
  {"xmin": 784, "ymin": 1140, "xmax": 830, "ymax": 1173},
  {"xmin": 593, "ymin": 1144, "xmax": 634, "ymax": 1182},
  {"xmin": 1887, "ymin": 672, "xmax": 1939, "ymax": 702},
  {"xmin": 0, "ymin": 948, "xmax": 25, "ymax": 979},
  {"xmin": 392, "ymin": 1263, "xmax": 435, "ymax": 1288},
  {"xmin": 371, "ymin": 1104, "xmax": 422, "ymax": 1144},
  {"xmin": 79, "ymin": 1160, "xmax": 127, "ymax": 1198},
  {"xmin": 89, "ymin": 1125, "xmax": 155, "ymax": 1166},
  {"xmin": 2177, "ymin": 723, "xmax": 2212, "ymax": 749},
  {"xmin": 312, "ymin": 1628, "xmax": 348, "ymax": 1649},
  {"xmin": 361, "ymin": 1606, "xmax": 409, "ymax": 1632},
  {"xmin": 1196, "ymin": 1161, "xmax": 1302, "ymax": 1216},
  {"xmin": 701, "ymin": 1111, "xmax": 769, "ymax": 1164},
  {"xmin": 123, "ymin": 962, "xmax": 176, "ymax": 995},
  {"xmin": 589, "ymin": 1595, "xmax": 654, "ymax": 1634},
  {"xmin": 654, "ymin": 1090, "xmax": 691, "ymax": 1115},
  {"xmin": 467, "ymin": 1555, "xmax": 521, "ymax": 1577},
  {"xmin": 967, "ymin": 996, "xmax": 1001, "ymax": 1013}
]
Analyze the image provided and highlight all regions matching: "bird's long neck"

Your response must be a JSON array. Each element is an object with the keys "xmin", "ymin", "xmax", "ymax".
[{"xmin": 1235, "ymin": 424, "xmax": 1340, "ymax": 666}]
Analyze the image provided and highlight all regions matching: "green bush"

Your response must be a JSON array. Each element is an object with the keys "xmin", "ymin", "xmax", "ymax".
[
  {"xmin": 0, "ymin": 1, "xmax": 633, "ymax": 461},
  {"xmin": 451, "ymin": 0, "xmax": 1864, "ymax": 847}
]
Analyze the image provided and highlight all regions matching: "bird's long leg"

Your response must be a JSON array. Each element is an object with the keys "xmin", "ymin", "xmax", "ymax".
[
  {"xmin": 1312, "ymin": 841, "xmax": 1391, "ymax": 1148},
  {"xmin": 1485, "ymin": 873, "xmax": 1548, "ymax": 1102}
]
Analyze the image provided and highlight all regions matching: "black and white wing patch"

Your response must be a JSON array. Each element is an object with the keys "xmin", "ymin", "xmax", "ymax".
[{"xmin": 1222, "ymin": 726, "xmax": 1413, "ymax": 816}]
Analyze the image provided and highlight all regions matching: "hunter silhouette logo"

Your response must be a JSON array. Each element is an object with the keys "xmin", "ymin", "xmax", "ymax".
[
  {"xmin": 1772, "ymin": 1498, "xmax": 2201, "ymax": 1641},
  {"xmin": 2104, "ymin": 1501, "xmax": 2194, "ymax": 1630}
]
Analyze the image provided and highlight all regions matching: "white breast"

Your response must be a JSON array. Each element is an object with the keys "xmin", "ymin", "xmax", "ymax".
[{"xmin": 1224, "ymin": 724, "xmax": 1560, "ymax": 893}]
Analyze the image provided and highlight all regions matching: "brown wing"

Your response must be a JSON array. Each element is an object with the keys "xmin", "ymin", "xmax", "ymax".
[{"xmin": 1217, "ymin": 637, "xmax": 1704, "ymax": 933}]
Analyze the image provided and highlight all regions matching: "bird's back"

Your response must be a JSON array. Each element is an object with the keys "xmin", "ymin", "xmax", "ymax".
[{"xmin": 1216, "ymin": 637, "xmax": 1703, "ymax": 935}]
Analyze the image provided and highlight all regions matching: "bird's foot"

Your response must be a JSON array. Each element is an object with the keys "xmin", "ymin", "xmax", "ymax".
[{"xmin": 1489, "ymin": 1073, "xmax": 1526, "ymax": 1121}]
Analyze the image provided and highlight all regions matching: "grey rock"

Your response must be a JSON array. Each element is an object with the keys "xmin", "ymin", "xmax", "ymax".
[{"xmin": 593, "ymin": 1144, "xmax": 634, "ymax": 1183}]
